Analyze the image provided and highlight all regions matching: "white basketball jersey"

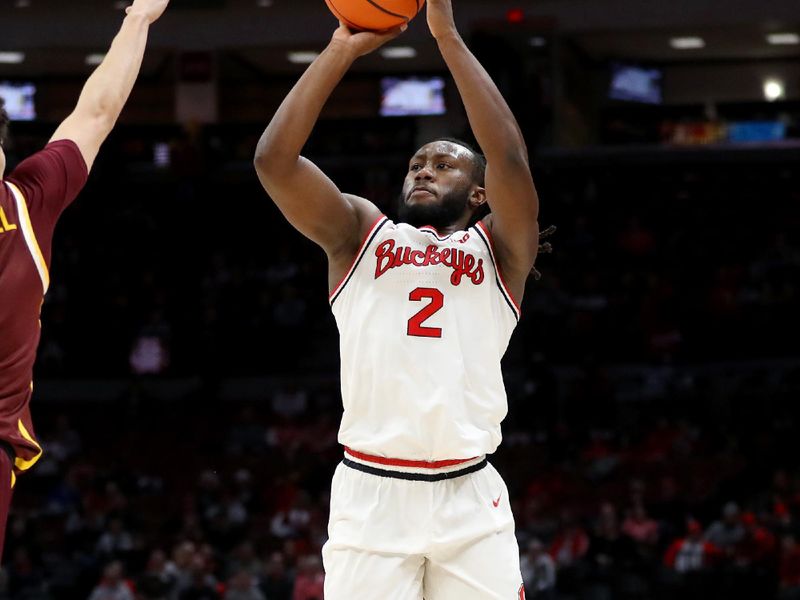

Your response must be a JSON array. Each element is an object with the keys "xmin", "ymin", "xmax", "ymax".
[{"xmin": 330, "ymin": 216, "xmax": 521, "ymax": 461}]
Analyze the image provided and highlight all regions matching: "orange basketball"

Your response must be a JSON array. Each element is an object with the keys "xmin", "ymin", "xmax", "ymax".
[{"xmin": 325, "ymin": 0, "xmax": 426, "ymax": 32}]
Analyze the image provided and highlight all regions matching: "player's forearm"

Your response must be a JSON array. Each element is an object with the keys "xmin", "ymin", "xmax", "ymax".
[
  {"xmin": 255, "ymin": 41, "xmax": 355, "ymax": 171},
  {"xmin": 73, "ymin": 13, "xmax": 152, "ymax": 129},
  {"xmin": 436, "ymin": 33, "xmax": 528, "ymax": 163}
]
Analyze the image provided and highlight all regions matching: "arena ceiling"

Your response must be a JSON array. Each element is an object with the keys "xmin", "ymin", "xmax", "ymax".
[{"xmin": 0, "ymin": 0, "xmax": 797, "ymax": 76}]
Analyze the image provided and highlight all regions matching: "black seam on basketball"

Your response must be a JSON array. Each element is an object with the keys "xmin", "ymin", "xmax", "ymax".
[
  {"xmin": 414, "ymin": 0, "xmax": 420, "ymax": 15},
  {"xmin": 330, "ymin": 218, "xmax": 389, "ymax": 307},
  {"xmin": 472, "ymin": 225, "xmax": 520, "ymax": 321},
  {"xmin": 363, "ymin": 0, "xmax": 410, "ymax": 23},
  {"xmin": 343, "ymin": 457, "xmax": 488, "ymax": 481}
]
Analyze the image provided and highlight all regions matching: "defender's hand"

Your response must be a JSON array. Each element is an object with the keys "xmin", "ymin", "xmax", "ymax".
[
  {"xmin": 125, "ymin": 0, "xmax": 170, "ymax": 24},
  {"xmin": 331, "ymin": 21, "xmax": 406, "ymax": 59},
  {"xmin": 427, "ymin": 0, "xmax": 458, "ymax": 41}
]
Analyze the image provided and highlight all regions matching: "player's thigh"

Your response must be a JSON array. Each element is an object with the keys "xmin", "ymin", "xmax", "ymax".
[
  {"xmin": 423, "ymin": 526, "xmax": 524, "ymax": 600},
  {"xmin": 323, "ymin": 544, "xmax": 424, "ymax": 600}
]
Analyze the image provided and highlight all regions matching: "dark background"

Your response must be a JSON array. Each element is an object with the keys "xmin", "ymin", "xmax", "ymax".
[{"xmin": 1, "ymin": 1, "xmax": 800, "ymax": 598}]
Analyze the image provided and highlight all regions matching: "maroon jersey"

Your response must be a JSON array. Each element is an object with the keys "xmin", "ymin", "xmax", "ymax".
[{"xmin": 0, "ymin": 140, "xmax": 87, "ymax": 481}]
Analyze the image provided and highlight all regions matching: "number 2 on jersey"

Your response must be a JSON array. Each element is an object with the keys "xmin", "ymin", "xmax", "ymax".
[{"xmin": 407, "ymin": 287, "xmax": 444, "ymax": 338}]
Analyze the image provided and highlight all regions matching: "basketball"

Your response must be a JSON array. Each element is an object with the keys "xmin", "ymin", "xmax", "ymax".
[{"xmin": 325, "ymin": 0, "xmax": 426, "ymax": 32}]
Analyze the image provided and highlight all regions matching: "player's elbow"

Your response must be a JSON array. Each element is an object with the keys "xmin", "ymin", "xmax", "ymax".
[{"xmin": 254, "ymin": 136, "xmax": 286, "ymax": 176}]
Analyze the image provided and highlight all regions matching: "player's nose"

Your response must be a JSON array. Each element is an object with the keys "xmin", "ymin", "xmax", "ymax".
[{"xmin": 415, "ymin": 165, "xmax": 434, "ymax": 181}]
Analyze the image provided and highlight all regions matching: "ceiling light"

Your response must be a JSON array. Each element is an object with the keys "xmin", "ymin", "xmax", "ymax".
[
  {"xmin": 767, "ymin": 33, "xmax": 800, "ymax": 45},
  {"xmin": 86, "ymin": 53, "xmax": 106, "ymax": 66},
  {"xmin": 529, "ymin": 36, "xmax": 547, "ymax": 47},
  {"xmin": 763, "ymin": 78, "xmax": 785, "ymax": 102},
  {"xmin": 256, "ymin": 0, "xmax": 273, "ymax": 6},
  {"xmin": 14, "ymin": 0, "xmax": 31, "ymax": 7},
  {"xmin": 287, "ymin": 51, "xmax": 319, "ymax": 64},
  {"xmin": 670, "ymin": 37, "xmax": 705, "ymax": 50},
  {"xmin": 0, "ymin": 52, "xmax": 25, "ymax": 64},
  {"xmin": 381, "ymin": 47, "xmax": 417, "ymax": 59}
]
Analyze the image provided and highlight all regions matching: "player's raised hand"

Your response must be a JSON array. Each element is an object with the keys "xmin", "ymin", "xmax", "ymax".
[
  {"xmin": 427, "ymin": 0, "xmax": 458, "ymax": 40},
  {"xmin": 125, "ymin": 0, "xmax": 170, "ymax": 24},
  {"xmin": 331, "ymin": 21, "xmax": 407, "ymax": 59}
]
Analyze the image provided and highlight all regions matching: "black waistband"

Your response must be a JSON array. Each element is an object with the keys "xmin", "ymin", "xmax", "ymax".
[{"xmin": 342, "ymin": 457, "xmax": 488, "ymax": 482}]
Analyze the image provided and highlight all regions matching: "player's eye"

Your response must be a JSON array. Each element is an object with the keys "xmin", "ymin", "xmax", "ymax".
[
  {"xmin": 437, "ymin": 163, "xmax": 450, "ymax": 169},
  {"xmin": 410, "ymin": 164, "xmax": 422, "ymax": 171}
]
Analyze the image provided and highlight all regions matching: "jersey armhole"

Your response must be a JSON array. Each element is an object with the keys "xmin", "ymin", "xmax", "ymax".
[
  {"xmin": 329, "ymin": 216, "xmax": 389, "ymax": 306},
  {"xmin": 473, "ymin": 221, "xmax": 521, "ymax": 321}
]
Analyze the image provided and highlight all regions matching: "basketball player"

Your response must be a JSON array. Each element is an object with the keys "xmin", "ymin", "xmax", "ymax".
[
  {"xmin": 254, "ymin": 0, "xmax": 539, "ymax": 597},
  {"xmin": 0, "ymin": 0, "xmax": 170, "ymax": 561}
]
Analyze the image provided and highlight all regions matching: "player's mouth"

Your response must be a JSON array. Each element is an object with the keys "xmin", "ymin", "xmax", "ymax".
[{"xmin": 409, "ymin": 186, "xmax": 436, "ymax": 200}]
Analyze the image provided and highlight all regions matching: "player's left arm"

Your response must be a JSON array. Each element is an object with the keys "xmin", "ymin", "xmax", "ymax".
[
  {"xmin": 49, "ymin": 0, "xmax": 169, "ymax": 171},
  {"xmin": 428, "ymin": 0, "xmax": 539, "ymax": 302}
]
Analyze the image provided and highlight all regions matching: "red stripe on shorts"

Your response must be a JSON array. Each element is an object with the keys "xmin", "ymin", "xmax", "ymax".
[{"xmin": 344, "ymin": 447, "xmax": 478, "ymax": 469}]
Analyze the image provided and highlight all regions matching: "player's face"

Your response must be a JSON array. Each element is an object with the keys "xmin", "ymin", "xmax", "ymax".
[{"xmin": 399, "ymin": 141, "xmax": 480, "ymax": 229}]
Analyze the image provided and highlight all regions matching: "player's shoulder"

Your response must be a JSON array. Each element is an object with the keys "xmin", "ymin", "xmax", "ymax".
[
  {"xmin": 9, "ymin": 139, "xmax": 87, "ymax": 183},
  {"xmin": 342, "ymin": 194, "xmax": 386, "ymax": 236},
  {"xmin": 343, "ymin": 194, "xmax": 382, "ymax": 220}
]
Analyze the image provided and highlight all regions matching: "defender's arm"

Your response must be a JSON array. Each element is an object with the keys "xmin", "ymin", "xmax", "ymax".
[{"xmin": 50, "ymin": 0, "xmax": 170, "ymax": 171}]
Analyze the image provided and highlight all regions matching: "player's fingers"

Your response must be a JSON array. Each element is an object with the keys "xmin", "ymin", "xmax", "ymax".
[{"xmin": 378, "ymin": 23, "xmax": 408, "ymax": 40}]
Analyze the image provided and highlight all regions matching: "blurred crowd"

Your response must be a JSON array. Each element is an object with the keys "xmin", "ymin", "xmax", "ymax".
[
  {"xmin": 2, "ymin": 368, "xmax": 800, "ymax": 600},
  {"xmin": 0, "ymin": 122, "xmax": 798, "ymax": 599}
]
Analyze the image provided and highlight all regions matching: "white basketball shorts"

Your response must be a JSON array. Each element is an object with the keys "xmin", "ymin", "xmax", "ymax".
[{"xmin": 322, "ymin": 448, "xmax": 526, "ymax": 600}]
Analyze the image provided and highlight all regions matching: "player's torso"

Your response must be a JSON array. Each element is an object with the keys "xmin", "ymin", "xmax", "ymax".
[
  {"xmin": 0, "ymin": 183, "xmax": 44, "ymax": 396},
  {"xmin": 330, "ymin": 217, "xmax": 520, "ymax": 461}
]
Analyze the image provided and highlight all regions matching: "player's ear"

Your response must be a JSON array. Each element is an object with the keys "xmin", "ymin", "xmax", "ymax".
[{"xmin": 469, "ymin": 186, "xmax": 487, "ymax": 209}]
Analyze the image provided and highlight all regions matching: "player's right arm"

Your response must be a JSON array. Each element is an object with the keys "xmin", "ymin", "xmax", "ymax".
[
  {"xmin": 49, "ymin": 0, "xmax": 170, "ymax": 171},
  {"xmin": 254, "ymin": 23, "xmax": 404, "ymax": 262}
]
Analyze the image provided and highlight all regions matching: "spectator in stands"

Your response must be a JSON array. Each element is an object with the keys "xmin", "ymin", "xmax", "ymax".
[
  {"xmin": 292, "ymin": 554, "xmax": 324, "ymax": 600},
  {"xmin": 663, "ymin": 519, "xmax": 720, "ymax": 600},
  {"xmin": 549, "ymin": 510, "xmax": 590, "ymax": 569},
  {"xmin": 735, "ymin": 511, "xmax": 777, "ymax": 569},
  {"xmin": 227, "ymin": 540, "xmax": 263, "ymax": 579},
  {"xmin": 780, "ymin": 534, "xmax": 800, "ymax": 600},
  {"xmin": 706, "ymin": 502, "xmax": 746, "ymax": 557},
  {"xmin": 586, "ymin": 503, "xmax": 637, "ymax": 599},
  {"xmin": 260, "ymin": 551, "xmax": 293, "ymax": 600},
  {"xmin": 664, "ymin": 519, "xmax": 719, "ymax": 574},
  {"xmin": 520, "ymin": 538, "xmax": 556, "ymax": 598},
  {"xmin": 224, "ymin": 569, "xmax": 265, "ymax": 600},
  {"xmin": 165, "ymin": 541, "xmax": 197, "ymax": 597},
  {"xmin": 622, "ymin": 503, "xmax": 660, "ymax": 546},
  {"xmin": 137, "ymin": 549, "xmax": 176, "ymax": 600},
  {"xmin": 96, "ymin": 516, "xmax": 135, "ymax": 558},
  {"xmin": 178, "ymin": 554, "xmax": 221, "ymax": 600},
  {"xmin": 88, "ymin": 561, "xmax": 135, "ymax": 600}
]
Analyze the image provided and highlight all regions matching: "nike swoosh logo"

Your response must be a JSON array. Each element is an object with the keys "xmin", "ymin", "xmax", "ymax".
[{"xmin": 493, "ymin": 493, "xmax": 502, "ymax": 508}]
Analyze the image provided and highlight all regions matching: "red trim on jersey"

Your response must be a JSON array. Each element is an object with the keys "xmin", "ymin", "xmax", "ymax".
[
  {"xmin": 345, "ymin": 447, "xmax": 478, "ymax": 469},
  {"xmin": 419, "ymin": 225, "xmax": 452, "ymax": 240},
  {"xmin": 475, "ymin": 220, "xmax": 522, "ymax": 315},
  {"xmin": 328, "ymin": 215, "xmax": 386, "ymax": 301}
]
